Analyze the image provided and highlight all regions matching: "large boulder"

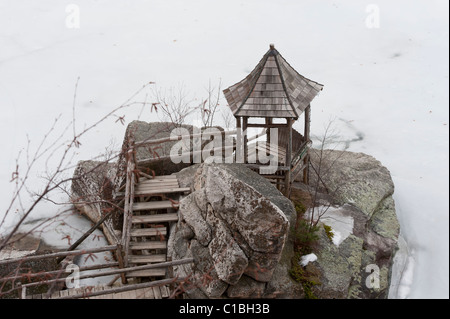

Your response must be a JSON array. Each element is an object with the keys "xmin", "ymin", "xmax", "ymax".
[
  {"xmin": 296, "ymin": 149, "xmax": 401, "ymax": 299},
  {"xmin": 71, "ymin": 160, "xmax": 120, "ymax": 245},
  {"xmin": 114, "ymin": 121, "xmax": 194, "ymax": 186},
  {"xmin": 168, "ymin": 163, "xmax": 300, "ymax": 298},
  {"xmin": 309, "ymin": 149, "xmax": 395, "ymax": 218}
]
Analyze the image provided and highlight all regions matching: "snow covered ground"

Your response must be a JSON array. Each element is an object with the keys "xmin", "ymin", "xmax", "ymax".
[{"xmin": 0, "ymin": 0, "xmax": 448, "ymax": 298}]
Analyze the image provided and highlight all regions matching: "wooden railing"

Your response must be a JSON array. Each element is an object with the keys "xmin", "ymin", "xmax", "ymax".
[{"xmin": 0, "ymin": 245, "xmax": 193, "ymax": 299}]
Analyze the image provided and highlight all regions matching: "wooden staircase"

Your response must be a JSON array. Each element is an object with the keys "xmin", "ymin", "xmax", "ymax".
[{"xmin": 118, "ymin": 174, "xmax": 190, "ymax": 281}]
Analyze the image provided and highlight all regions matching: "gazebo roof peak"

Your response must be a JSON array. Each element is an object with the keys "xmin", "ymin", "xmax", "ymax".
[{"xmin": 223, "ymin": 44, "xmax": 324, "ymax": 119}]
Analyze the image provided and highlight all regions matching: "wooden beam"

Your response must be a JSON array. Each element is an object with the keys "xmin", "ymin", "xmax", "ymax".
[
  {"xmin": 0, "ymin": 245, "xmax": 117, "ymax": 266},
  {"xmin": 246, "ymin": 123, "xmax": 288, "ymax": 129},
  {"xmin": 235, "ymin": 116, "xmax": 243, "ymax": 163},
  {"xmin": 55, "ymin": 277, "xmax": 187, "ymax": 299},
  {"xmin": 265, "ymin": 118, "xmax": 272, "ymax": 156},
  {"xmin": 0, "ymin": 262, "xmax": 119, "ymax": 284},
  {"xmin": 243, "ymin": 117, "xmax": 248, "ymax": 164},
  {"xmin": 303, "ymin": 104, "xmax": 311, "ymax": 184},
  {"xmin": 304, "ymin": 104, "xmax": 311, "ymax": 142},
  {"xmin": 115, "ymin": 244, "xmax": 128, "ymax": 285},
  {"xmin": 284, "ymin": 118, "xmax": 293, "ymax": 197},
  {"xmin": 21, "ymin": 258, "xmax": 194, "ymax": 290}
]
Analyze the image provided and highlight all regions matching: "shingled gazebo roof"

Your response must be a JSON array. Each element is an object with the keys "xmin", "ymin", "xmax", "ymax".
[{"xmin": 223, "ymin": 44, "xmax": 324, "ymax": 119}]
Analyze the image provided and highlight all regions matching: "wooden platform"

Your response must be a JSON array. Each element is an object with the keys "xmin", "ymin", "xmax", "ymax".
[{"xmin": 28, "ymin": 284, "xmax": 172, "ymax": 299}]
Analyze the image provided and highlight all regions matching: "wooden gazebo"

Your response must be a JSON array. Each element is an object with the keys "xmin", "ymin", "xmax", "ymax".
[{"xmin": 223, "ymin": 44, "xmax": 324, "ymax": 195}]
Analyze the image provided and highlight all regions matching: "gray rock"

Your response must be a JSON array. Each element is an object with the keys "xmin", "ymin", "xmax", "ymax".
[
  {"xmin": 114, "ymin": 121, "xmax": 194, "ymax": 190},
  {"xmin": 70, "ymin": 160, "xmax": 120, "ymax": 245},
  {"xmin": 168, "ymin": 162, "xmax": 296, "ymax": 298},
  {"xmin": 309, "ymin": 150, "xmax": 395, "ymax": 218},
  {"xmin": 304, "ymin": 149, "xmax": 401, "ymax": 299},
  {"xmin": 69, "ymin": 127, "xmax": 402, "ymax": 300},
  {"xmin": 226, "ymin": 275, "xmax": 266, "ymax": 298}
]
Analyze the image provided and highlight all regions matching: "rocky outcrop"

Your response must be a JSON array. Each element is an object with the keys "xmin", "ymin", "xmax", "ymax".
[
  {"xmin": 70, "ymin": 160, "xmax": 120, "ymax": 245},
  {"xmin": 298, "ymin": 149, "xmax": 401, "ymax": 299},
  {"xmin": 118, "ymin": 121, "xmax": 194, "ymax": 175},
  {"xmin": 168, "ymin": 163, "xmax": 299, "ymax": 298},
  {"xmin": 170, "ymin": 150, "xmax": 401, "ymax": 299},
  {"xmin": 69, "ymin": 121, "xmax": 402, "ymax": 299}
]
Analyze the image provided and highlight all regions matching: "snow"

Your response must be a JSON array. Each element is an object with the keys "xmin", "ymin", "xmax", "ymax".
[
  {"xmin": 305, "ymin": 205, "xmax": 355, "ymax": 247},
  {"xmin": 0, "ymin": 0, "xmax": 448, "ymax": 298},
  {"xmin": 0, "ymin": 249, "xmax": 36, "ymax": 261},
  {"xmin": 299, "ymin": 253, "xmax": 318, "ymax": 267}
]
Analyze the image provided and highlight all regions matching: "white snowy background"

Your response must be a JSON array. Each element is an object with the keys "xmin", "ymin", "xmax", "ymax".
[{"xmin": 0, "ymin": 0, "xmax": 448, "ymax": 298}]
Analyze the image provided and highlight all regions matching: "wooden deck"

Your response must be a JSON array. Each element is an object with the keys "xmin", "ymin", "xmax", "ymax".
[{"xmin": 28, "ymin": 284, "xmax": 172, "ymax": 299}]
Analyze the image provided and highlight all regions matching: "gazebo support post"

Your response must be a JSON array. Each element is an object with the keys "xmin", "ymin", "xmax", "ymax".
[
  {"xmin": 303, "ymin": 104, "xmax": 311, "ymax": 184},
  {"xmin": 243, "ymin": 117, "xmax": 248, "ymax": 164},
  {"xmin": 284, "ymin": 117, "xmax": 293, "ymax": 196},
  {"xmin": 236, "ymin": 116, "xmax": 242, "ymax": 163}
]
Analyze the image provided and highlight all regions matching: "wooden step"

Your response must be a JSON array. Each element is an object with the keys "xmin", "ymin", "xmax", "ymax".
[
  {"xmin": 132, "ymin": 213, "xmax": 179, "ymax": 224},
  {"xmin": 135, "ymin": 187, "xmax": 190, "ymax": 195},
  {"xmin": 135, "ymin": 185, "xmax": 180, "ymax": 192},
  {"xmin": 139, "ymin": 180, "xmax": 178, "ymax": 187},
  {"xmin": 126, "ymin": 269, "xmax": 166, "ymax": 278},
  {"xmin": 129, "ymin": 241, "xmax": 167, "ymax": 250},
  {"xmin": 140, "ymin": 175, "xmax": 177, "ymax": 181},
  {"xmin": 137, "ymin": 180, "xmax": 179, "ymax": 186},
  {"xmin": 139, "ymin": 178, "xmax": 178, "ymax": 185},
  {"xmin": 116, "ymin": 187, "xmax": 190, "ymax": 197},
  {"xmin": 130, "ymin": 227, "xmax": 167, "ymax": 237},
  {"xmin": 133, "ymin": 201, "xmax": 178, "ymax": 211},
  {"xmin": 128, "ymin": 254, "xmax": 166, "ymax": 264}
]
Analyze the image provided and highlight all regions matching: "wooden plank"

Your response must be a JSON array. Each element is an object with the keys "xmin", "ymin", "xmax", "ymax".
[
  {"xmin": 243, "ymin": 117, "xmax": 248, "ymax": 163},
  {"xmin": 139, "ymin": 179, "xmax": 178, "ymax": 185},
  {"xmin": 117, "ymin": 187, "xmax": 190, "ymax": 197},
  {"xmin": 129, "ymin": 241, "xmax": 167, "ymax": 250},
  {"xmin": 136, "ymin": 182, "xmax": 180, "ymax": 189},
  {"xmin": 115, "ymin": 244, "xmax": 128, "ymax": 285},
  {"xmin": 127, "ymin": 269, "xmax": 166, "ymax": 278},
  {"xmin": 134, "ymin": 185, "xmax": 183, "ymax": 193},
  {"xmin": 153, "ymin": 286, "xmax": 162, "ymax": 299},
  {"xmin": 50, "ymin": 290, "xmax": 61, "ymax": 299},
  {"xmin": 140, "ymin": 175, "xmax": 177, "ymax": 180},
  {"xmin": 133, "ymin": 201, "xmax": 178, "ymax": 211},
  {"xmin": 133, "ymin": 288, "xmax": 145, "ymax": 299},
  {"xmin": 0, "ymin": 245, "xmax": 117, "ymax": 266},
  {"xmin": 138, "ymin": 181, "xmax": 178, "ymax": 187},
  {"xmin": 143, "ymin": 287, "xmax": 155, "ymax": 299},
  {"xmin": 55, "ymin": 277, "xmax": 188, "ymax": 299},
  {"xmin": 130, "ymin": 227, "xmax": 167, "ymax": 237},
  {"xmin": 129, "ymin": 254, "xmax": 166, "ymax": 264},
  {"xmin": 284, "ymin": 118, "xmax": 293, "ymax": 196},
  {"xmin": 129, "ymin": 289, "xmax": 139, "ymax": 299},
  {"xmin": 121, "ymin": 290, "xmax": 137, "ymax": 299},
  {"xmin": 137, "ymin": 187, "xmax": 190, "ymax": 194},
  {"xmin": 136, "ymin": 183, "xmax": 180, "ymax": 190},
  {"xmin": 122, "ymin": 155, "xmax": 136, "ymax": 267},
  {"xmin": 132, "ymin": 213, "xmax": 178, "ymax": 224},
  {"xmin": 112, "ymin": 291, "xmax": 125, "ymax": 299},
  {"xmin": 160, "ymin": 285, "xmax": 169, "ymax": 298}
]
